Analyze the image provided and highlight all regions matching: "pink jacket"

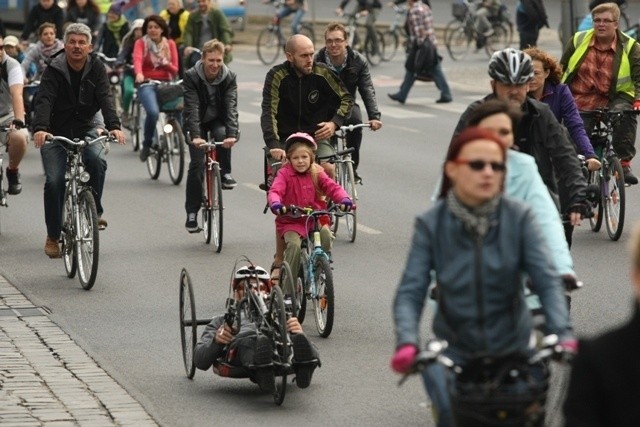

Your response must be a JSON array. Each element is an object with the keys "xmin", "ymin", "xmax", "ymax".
[{"xmin": 268, "ymin": 164, "xmax": 350, "ymax": 238}]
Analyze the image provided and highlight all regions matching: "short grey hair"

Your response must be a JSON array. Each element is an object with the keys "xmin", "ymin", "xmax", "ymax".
[{"xmin": 64, "ymin": 23, "xmax": 92, "ymax": 44}]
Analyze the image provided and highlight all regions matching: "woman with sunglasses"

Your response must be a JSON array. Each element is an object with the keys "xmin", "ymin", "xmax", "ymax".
[{"xmin": 391, "ymin": 127, "xmax": 574, "ymax": 426}]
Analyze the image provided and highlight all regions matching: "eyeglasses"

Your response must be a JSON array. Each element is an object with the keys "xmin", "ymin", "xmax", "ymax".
[
  {"xmin": 593, "ymin": 18, "xmax": 616, "ymax": 25},
  {"xmin": 325, "ymin": 38, "xmax": 345, "ymax": 45},
  {"xmin": 453, "ymin": 159, "xmax": 506, "ymax": 172}
]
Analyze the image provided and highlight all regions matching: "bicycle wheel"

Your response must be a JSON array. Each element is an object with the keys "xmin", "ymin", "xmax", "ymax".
[
  {"xmin": 484, "ymin": 22, "xmax": 512, "ymax": 56},
  {"xmin": 257, "ymin": 27, "xmax": 281, "ymax": 66},
  {"xmin": 330, "ymin": 166, "xmax": 339, "ymax": 235},
  {"xmin": 179, "ymin": 268, "xmax": 197, "ymax": 379},
  {"xmin": 312, "ymin": 256, "xmax": 334, "ymax": 338},
  {"xmin": 61, "ymin": 190, "xmax": 77, "ymax": 278},
  {"xmin": 604, "ymin": 156, "xmax": 625, "ymax": 241},
  {"xmin": 166, "ymin": 119, "xmax": 185, "ymax": 185},
  {"xmin": 364, "ymin": 30, "xmax": 385, "ymax": 66},
  {"xmin": 279, "ymin": 261, "xmax": 305, "ymax": 322},
  {"xmin": 588, "ymin": 170, "xmax": 603, "ymax": 232},
  {"xmin": 341, "ymin": 161, "xmax": 358, "ymax": 243},
  {"xmin": 146, "ymin": 122, "xmax": 162, "ymax": 180},
  {"xmin": 298, "ymin": 23, "xmax": 315, "ymax": 44},
  {"xmin": 133, "ymin": 100, "xmax": 142, "ymax": 152},
  {"xmin": 445, "ymin": 20, "xmax": 471, "ymax": 61},
  {"xmin": 381, "ymin": 30, "xmax": 399, "ymax": 62},
  {"xmin": 77, "ymin": 190, "xmax": 99, "ymax": 290},
  {"xmin": 268, "ymin": 285, "xmax": 289, "ymax": 406},
  {"xmin": 211, "ymin": 166, "xmax": 224, "ymax": 252}
]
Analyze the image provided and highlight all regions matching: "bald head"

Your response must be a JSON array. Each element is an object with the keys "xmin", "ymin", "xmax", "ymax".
[
  {"xmin": 285, "ymin": 34, "xmax": 314, "ymax": 55},
  {"xmin": 285, "ymin": 34, "xmax": 315, "ymax": 76}
]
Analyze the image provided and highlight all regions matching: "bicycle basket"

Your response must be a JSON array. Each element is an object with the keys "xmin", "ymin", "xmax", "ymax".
[
  {"xmin": 452, "ymin": 1, "xmax": 468, "ymax": 21},
  {"xmin": 156, "ymin": 84, "xmax": 184, "ymax": 112}
]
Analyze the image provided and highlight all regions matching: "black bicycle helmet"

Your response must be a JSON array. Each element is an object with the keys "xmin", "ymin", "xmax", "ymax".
[
  {"xmin": 284, "ymin": 132, "xmax": 317, "ymax": 153},
  {"xmin": 488, "ymin": 48, "xmax": 534, "ymax": 85}
]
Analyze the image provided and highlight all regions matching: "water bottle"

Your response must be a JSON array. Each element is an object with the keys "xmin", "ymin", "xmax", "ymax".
[{"xmin": 313, "ymin": 231, "xmax": 321, "ymax": 249}]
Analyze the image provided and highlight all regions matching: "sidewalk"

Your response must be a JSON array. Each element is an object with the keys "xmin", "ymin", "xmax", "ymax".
[{"xmin": 0, "ymin": 275, "xmax": 157, "ymax": 426}]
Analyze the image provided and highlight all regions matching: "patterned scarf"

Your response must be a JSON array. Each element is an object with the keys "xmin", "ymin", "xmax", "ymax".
[
  {"xmin": 143, "ymin": 35, "xmax": 171, "ymax": 69},
  {"xmin": 446, "ymin": 192, "xmax": 500, "ymax": 239}
]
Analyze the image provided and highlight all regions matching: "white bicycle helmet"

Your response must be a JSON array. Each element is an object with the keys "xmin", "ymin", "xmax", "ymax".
[
  {"xmin": 234, "ymin": 265, "xmax": 270, "ymax": 281},
  {"xmin": 488, "ymin": 48, "xmax": 534, "ymax": 85}
]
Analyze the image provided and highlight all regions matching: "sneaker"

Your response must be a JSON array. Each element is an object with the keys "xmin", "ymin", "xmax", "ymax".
[
  {"xmin": 253, "ymin": 334, "xmax": 275, "ymax": 393},
  {"xmin": 436, "ymin": 97, "xmax": 453, "ymax": 104},
  {"xmin": 387, "ymin": 93, "xmax": 405, "ymax": 105},
  {"xmin": 353, "ymin": 171, "xmax": 363, "ymax": 185},
  {"xmin": 291, "ymin": 334, "xmax": 319, "ymax": 389},
  {"xmin": 98, "ymin": 216, "xmax": 108, "ymax": 230},
  {"xmin": 623, "ymin": 165, "xmax": 638, "ymax": 185},
  {"xmin": 139, "ymin": 146, "xmax": 150, "ymax": 162},
  {"xmin": 222, "ymin": 174, "xmax": 237, "ymax": 189},
  {"xmin": 185, "ymin": 212, "xmax": 199, "ymax": 233},
  {"xmin": 6, "ymin": 169, "xmax": 21, "ymax": 195},
  {"xmin": 44, "ymin": 237, "xmax": 61, "ymax": 259}
]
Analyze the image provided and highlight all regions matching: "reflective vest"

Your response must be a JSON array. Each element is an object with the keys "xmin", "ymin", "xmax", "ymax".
[{"xmin": 562, "ymin": 29, "xmax": 636, "ymax": 98}]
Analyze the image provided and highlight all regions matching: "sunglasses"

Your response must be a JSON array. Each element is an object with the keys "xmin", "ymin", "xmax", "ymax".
[{"xmin": 453, "ymin": 159, "xmax": 506, "ymax": 172}]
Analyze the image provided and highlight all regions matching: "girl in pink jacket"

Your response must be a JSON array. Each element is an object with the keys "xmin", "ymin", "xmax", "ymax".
[{"xmin": 267, "ymin": 133, "xmax": 353, "ymax": 283}]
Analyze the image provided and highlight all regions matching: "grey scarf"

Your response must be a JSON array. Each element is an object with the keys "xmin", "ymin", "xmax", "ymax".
[{"xmin": 446, "ymin": 192, "xmax": 500, "ymax": 239}]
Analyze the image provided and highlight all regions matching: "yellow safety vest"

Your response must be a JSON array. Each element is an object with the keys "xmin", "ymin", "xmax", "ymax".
[{"xmin": 562, "ymin": 29, "xmax": 636, "ymax": 98}]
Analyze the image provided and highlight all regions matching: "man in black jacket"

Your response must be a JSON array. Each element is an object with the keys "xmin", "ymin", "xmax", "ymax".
[
  {"xmin": 182, "ymin": 38, "xmax": 239, "ymax": 232},
  {"xmin": 33, "ymin": 23, "xmax": 125, "ymax": 259},
  {"xmin": 315, "ymin": 22, "xmax": 382, "ymax": 184}
]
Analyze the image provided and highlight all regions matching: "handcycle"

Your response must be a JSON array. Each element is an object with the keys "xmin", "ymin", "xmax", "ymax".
[
  {"xmin": 257, "ymin": 0, "xmax": 316, "ymax": 66},
  {"xmin": 444, "ymin": 0, "xmax": 513, "ymax": 61},
  {"xmin": 399, "ymin": 334, "xmax": 574, "ymax": 426},
  {"xmin": 381, "ymin": 3, "xmax": 407, "ymax": 62},
  {"xmin": 139, "ymin": 80, "xmax": 186, "ymax": 185},
  {"xmin": 276, "ymin": 204, "xmax": 353, "ymax": 338},
  {"xmin": 192, "ymin": 139, "xmax": 225, "ymax": 253},
  {"xmin": 580, "ymin": 108, "xmax": 640, "ymax": 241},
  {"xmin": 47, "ymin": 134, "xmax": 114, "ymax": 290},
  {"xmin": 179, "ymin": 258, "xmax": 295, "ymax": 405},
  {"xmin": 340, "ymin": 9, "xmax": 385, "ymax": 66}
]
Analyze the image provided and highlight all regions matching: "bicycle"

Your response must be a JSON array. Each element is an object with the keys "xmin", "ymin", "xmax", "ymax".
[
  {"xmin": 277, "ymin": 204, "xmax": 351, "ymax": 338},
  {"xmin": 326, "ymin": 123, "xmax": 367, "ymax": 243},
  {"xmin": 444, "ymin": 0, "xmax": 513, "ymax": 61},
  {"xmin": 580, "ymin": 108, "xmax": 640, "ymax": 241},
  {"xmin": 0, "ymin": 127, "xmax": 12, "ymax": 234},
  {"xmin": 96, "ymin": 52, "xmax": 123, "ymax": 118},
  {"xmin": 257, "ymin": 0, "xmax": 316, "ymax": 66},
  {"xmin": 129, "ymin": 84, "xmax": 142, "ymax": 152},
  {"xmin": 194, "ymin": 140, "xmax": 225, "ymax": 253},
  {"xmin": 22, "ymin": 80, "xmax": 40, "ymax": 132},
  {"xmin": 341, "ymin": 10, "xmax": 385, "ymax": 66},
  {"xmin": 179, "ymin": 258, "xmax": 295, "ymax": 405},
  {"xmin": 381, "ymin": 4, "xmax": 407, "ymax": 62},
  {"xmin": 139, "ymin": 80, "xmax": 186, "ymax": 185},
  {"xmin": 47, "ymin": 134, "xmax": 113, "ymax": 290}
]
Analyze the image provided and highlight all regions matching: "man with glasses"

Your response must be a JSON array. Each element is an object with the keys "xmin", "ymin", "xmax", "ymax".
[
  {"xmin": 315, "ymin": 22, "xmax": 382, "ymax": 184},
  {"xmin": 561, "ymin": 2, "xmax": 640, "ymax": 185},
  {"xmin": 0, "ymin": 35, "xmax": 28, "ymax": 196}
]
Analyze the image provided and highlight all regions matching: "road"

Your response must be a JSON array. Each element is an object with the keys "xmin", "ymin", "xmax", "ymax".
[{"xmin": 1, "ymin": 11, "xmax": 640, "ymax": 427}]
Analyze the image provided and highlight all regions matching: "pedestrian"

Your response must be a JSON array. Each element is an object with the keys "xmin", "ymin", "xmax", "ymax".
[
  {"xmin": 516, "ymin": 0, "xmax": 549, "ymax": 49},
  {"xmin": 387, "ymin": 0, "xmax": 452, "ymax": 105}
]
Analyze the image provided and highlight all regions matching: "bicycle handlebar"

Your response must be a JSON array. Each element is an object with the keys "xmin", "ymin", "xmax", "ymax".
[
  {"xmin": 316, "ymin": 147, "xmax": 356, "ymax": 162},
  {"xmin": 96, "ymin": 52, "xmax": 117, "ymax": 63},
  {"xmin": 44, "ymin": 134, "xmax": 115, "ymax": 149},
  {"xmin": 138, "ymin": 79, "xmax": 183, "ymax": 87},
  {"xmin": 338, "ymin": 123, "xmax": 372, "ymax": 133},
  {"xmin": 280, "ymin": 204, "xmax": 349, "ymax": 218}
]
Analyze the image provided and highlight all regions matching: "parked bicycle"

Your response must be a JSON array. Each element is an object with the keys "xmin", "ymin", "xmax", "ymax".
[
  {"xmin": 381, "ymin": 4, "xmax": 408, "ymax": 62},
  {"xmin": 139, "ymin": 80, "xmax": 186, "ymax": 185},
  {"xmin": 580, "ymin": 108, "xmax": 640, "ymax": 241},
  {"xmin": 444, "ymin": 0, "xmax": 513, "ymax": 61},
  {"xmin": 341, "ymin": 10, "xmax": 385, "ymax": 66},
  {"xmin": 257, "ymin": 0, "xmax": 316, "ymax": 66},
  {"xmin": 46, "ymin": 134, "xmax": 114, "ymax": 290},
  {"xmin": 194, "ymin": 140, "xmax": 225, "ymax": 253}
]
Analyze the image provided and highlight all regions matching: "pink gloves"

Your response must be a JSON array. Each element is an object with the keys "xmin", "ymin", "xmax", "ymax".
[{"xmin": 391, "ymin": 344, "xmax": 418, "ymax": 373}]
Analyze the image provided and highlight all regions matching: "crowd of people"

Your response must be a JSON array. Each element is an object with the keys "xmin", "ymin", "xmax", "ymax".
[{"xmin": 1, "ymin": 0, "xmax": 640, "ymax": 422}]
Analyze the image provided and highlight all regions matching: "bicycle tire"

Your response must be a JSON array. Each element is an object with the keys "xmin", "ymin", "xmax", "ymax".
[
  {"xmin": 133, "ymin": 100, "xmax": 142, "ymax": 152},
  {"xmin": 604, "ymin": 156, "xmax": 625, "ymax": 241},
  {"xmin": 278, "ymin": 261, "xmax": 296, "ymax": 307},
  {"xmin": 312, "ymin": 256, "xmax": 334, "ymax": 338},
  {"xmin": 484, "ymin": 22, "xmax": 512, "ymax": 56},
  {"xmin": 77, "ymin": 190, "xmax": 99, "ymax": 290},
  {"xmin": 298, "ymin": 23, "xmax": 315, "ymax": 44},
  {"xmin": 445, "ymin": 19, "xmax": 471, "ymax": 61},
  {"xmin": 365, "ymin": 30, "xmax": 385, "ymax": 66},
  {"xmin": 257, "ymin": 27, "xmax": 281, "ymax": 66},
  {"xmin": 179, "ymin": 268, "xmax": 197, "ymax": 379},
  {"xmin": 381, "ymin": 29, "xmax": 399, "ymax": 62},
  {"xmin": 146, "ymin": 122, "xmax": 162, "ymax": 180},
  {"xmin": 330, "ymin": 164, "xmax": 340, "ymax": 235},
  {"xmin": 166, "ymin": 119, "xmax": 185, "ymax": 185},
  {"xmin": 343, "ymin": 161, "xmax": 358, "ymax": 243},
  {"xmin": 62, "ymin": 190, "xmax": 77, "ymax": 278},
  {"xmin": 588, "ymin": 169, "xmax": 603, "ymax": 232},
  {"xmin": 211, "ymin": 165, "xmax": 224, "ymax": 252},
  {"xmin": 269, "ymin": 285, "xmax": 289, "ymax": 405}
]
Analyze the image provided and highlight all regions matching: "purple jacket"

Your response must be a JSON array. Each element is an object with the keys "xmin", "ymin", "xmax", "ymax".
[
  {"xmin": 268, "ymin": 163, "xmax": 350, "ymax": 238},
  {"xmin": 538, "ymin": 82, "xmax": 597, "ymax": 158}
]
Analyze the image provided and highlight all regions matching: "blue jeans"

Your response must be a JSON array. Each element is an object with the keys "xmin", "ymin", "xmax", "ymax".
[
  {"xmin": 422, "ymin": 363, "xmax": 454, "ymax": 427},
  {"xmin": 138, "ymin": 84, "xmax": 160, "ymax": 149},
  {"xmin": 395, "ymin": 62, "xmax": 452, "ymax": 103},
  {"xmin": 278, "ymin": 6, "xmax": 306, "ymax": 35},
  {"xmin": 41, "ymin": 134, "xmax": 107, "ymax": 240}
]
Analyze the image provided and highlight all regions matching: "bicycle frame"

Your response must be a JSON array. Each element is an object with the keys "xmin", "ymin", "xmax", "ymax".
[
  {"xmin": 301, "ymin": 214, "xmax": 332, "ymax": 300},
  {"xmin": 0, "ymin": 128, "xmax": 8, "ymax": 208}
]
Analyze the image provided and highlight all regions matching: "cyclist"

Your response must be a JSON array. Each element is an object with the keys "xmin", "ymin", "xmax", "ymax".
[
  {"xmin": 315, "ymin": 22, "xmax": 382, "ymax": 184},
  {"xmin": 0, "ymin": 35, "xmax": 29, "ymax": 196},
  {"xmin": 267, "ymin": 133, "xmax": 353, "ymax": 284},
  {"xmin": 19, "ymin": 0, "xmax": 64, "ymax": 46},
  {"xmin": 336, "ymin": 0, "xmax": 382, "ymax": 54},
  {"xmin": 94, "ymin": 3, "xmax": 130, "ymax": 59},
  {"xmin": 115, "ymin": 18, "xmax": 145, "ymax": 129},
  {"xmin": 560, "ymin": 2, "xmax": 640, "ymax": 185},
  {"xmin": 32, "ymin": 23, "xmax": 125, "ymax": 258},
  {"xmin": 454, "ymin": 48, "xmax": 589, "ymax": 240},
  {"xmin": 182, "ymin": 39, "xmax": 239, "ymax": 231},
  {"xmin": 183, "ymin": 0, "xmax": 233, "ymax": 66},
  {"xmin": 64, "ymin": 0, "xmax": 102, "ymax": 38},
  {"xmin": 21, "ymin": 23, "xmax": 64, "ymax": 81},
  {"xmin": 194, "ymin": 264, "xmax": 320, "ymax": 392},
  {"xmin": 474, "ymin": 0, "xmax": 503, "ymax": 37},
  {"xmin": 263, "ymin": 0, "xmax": 308, "ymax": 37},
  {"xmin": 133, "ymin": 15, "xmax": 179, "ymax": 163},
  {"xmin": 392, "ymin": 127, "xmax": 575, "ymax": 426}
]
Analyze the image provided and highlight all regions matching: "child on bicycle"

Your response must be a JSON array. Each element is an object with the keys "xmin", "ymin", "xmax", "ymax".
[{"xmin": 267, "ymin": 132, "xmax": 354, "ymax": 283}]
